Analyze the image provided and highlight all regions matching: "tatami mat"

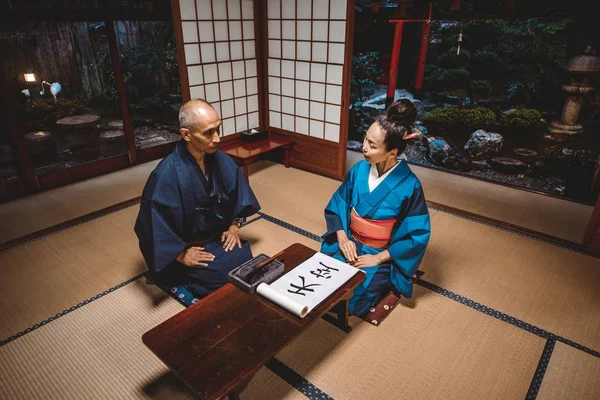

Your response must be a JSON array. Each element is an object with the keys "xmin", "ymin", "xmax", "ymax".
[
  {"xmin": 276, "ymin": 285, "xmax": 545, "ymax": 400},
  {"xmin": 537, "ymin": 341, "xmax": 600, "ymax": 400},
  {"xmin": 0, "ymin": 160, "xmax": 159, "ymax": 244},
  {"xmin": 421, "ymin": 211, "xmax": 600, "ymax": 352},
  {"xmin": 0, "ymin": 205, "xmax": 145, "ymax": 340}
]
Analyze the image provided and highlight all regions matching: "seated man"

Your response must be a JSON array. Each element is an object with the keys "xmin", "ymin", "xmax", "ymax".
[{"xmin": 134, "ymin": 100, "xmax": 261, "ymax": 299}]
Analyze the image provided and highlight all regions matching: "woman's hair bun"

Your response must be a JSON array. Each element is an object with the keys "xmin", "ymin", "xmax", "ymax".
[{"xmin": 386, "ymin": 98, "xmax": 417, "ymax": 128}]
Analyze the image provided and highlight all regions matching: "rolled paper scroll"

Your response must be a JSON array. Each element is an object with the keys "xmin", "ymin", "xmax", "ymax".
[{"xmin": 257, "ymin": 283, "xmax": 309, "ymax": 318}]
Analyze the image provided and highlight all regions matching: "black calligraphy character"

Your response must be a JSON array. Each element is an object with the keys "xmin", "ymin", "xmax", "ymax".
[
  {"xmin": 310, "ymin": 261, "xmax": 341, "ymax": 279},
  {"xmin": 288, "ymin": 276, "xmax": 321, "ymax": 296}
]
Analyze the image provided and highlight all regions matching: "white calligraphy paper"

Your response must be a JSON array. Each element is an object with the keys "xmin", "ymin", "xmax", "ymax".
[{"xmin": 257, "ymin": 252, "xmax": 362, "ymax": 318}]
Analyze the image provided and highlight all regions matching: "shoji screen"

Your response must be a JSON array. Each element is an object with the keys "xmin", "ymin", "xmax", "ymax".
[
  {"xmin": 176, "ymin": 0, "xmax": 259, "ymax": 137},
  {"xmin": 265, "ymin": 0, "xmax": 352, "ymax": 179}
]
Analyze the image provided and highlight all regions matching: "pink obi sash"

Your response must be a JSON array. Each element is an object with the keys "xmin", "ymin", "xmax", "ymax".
[{"xmin": 349, "ymin": 208, "xmax": 397, "ymax": 248}]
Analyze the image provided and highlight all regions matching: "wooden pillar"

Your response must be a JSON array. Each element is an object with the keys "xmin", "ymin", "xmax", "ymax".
[
  {"xmin": 254, "ymin": 0, "xmax": 268, "ymax": 130},
  {"xmin": 414, "ymin": 21, "xmax": 431, "ymax": 93},
  {"xmin": 105, "ymin": 20, "xmax": 137, "ymax": 165},
  {"xmin": 386, "ymin": 21, "xmax": 404, "ymax": 108},
  {"xmin": 0, "ymin": 75, "xmax": 37, "ymax": 192}
]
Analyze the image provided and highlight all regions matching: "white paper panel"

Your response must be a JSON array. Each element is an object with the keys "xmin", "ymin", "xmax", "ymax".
[
  {"xmin": 218, "ymin": 62, "xmax": 232, "ymax": 81},
  {"xmin": 296, "ymin": 99, "xmax": 309, "ymax": 117},
  {"xmin": 235, "ymin": 97, "xmax": 247, "ymax": 114},
  {"xmin": 310, "ymin": 119, "xmax": 324, "ymax": 138},
  {"xmin": 216, "ymin": 42, "xmax": 230, "ymax": 62},
  {"xmin": 282, "ymin": 96, "xmax": 294, "ymax": 114},
  {"xmin": 243, "ymin": 21, "xmax": 255, "ymax": 39},
  {"xmin": 310, "ymin": 101, "xmax": 325, "ymax": 120},
  {"xmin": 330, "ymin": 0, "xmax": 347, "ymax": 19},
  {"xmin": 185, "ymin": 44, "xmax": 201, "ymax": 65},
  {"xmin": 281, "ymin": 60, "xmax": 295, "ymax": 79},
  {"xmin": 220, "ymin": 81, "xmax": 234, "ymax": 100},
  {"xmin": 326, "ymin": 84, "xmax": 342, "ymax": 105},
  {"xmin": 296, "ymin": 62, "xmax": 310, "ymax": 81},
  {"xmin": 312, "ymin": 0, "xmax": 329, "ymax": 18},
  {"xmin": 248, "ymin": 95, "xmax": 259, "ymax": 112},
  {"xmin": 313, "ymin": 21, "xmax": 328, "ymax": 41},
  {"xmin": 281, "ymin": 79, "xmax": 295, "ymax": 97},
  {"xmin": 297, "ymin": 42, "xmax": 311, "ymax": 61},
  {"xmin": 268, "ymin": 58, "xmax": 281, "ymax": 77},
  {"xmin": 311, "ymin": 64, "xmax": 326, "ymax": 83},
  {"xmin": 297, "ymin": 21, "xmax": 311, "ymax": 41},
  {"xmin": 214, "ymin": 21, "xmax": 228, "ymax": 41},
  {"xmin": 329, "ymin": 43, "xmax": 345, "ymax": 64},
  {"xmin": 182, "ymin": 22, "xmax": 198, "ymax": 43},
  {"xmin": 196, "ymin": 0, "xmax": 212, "ymax": 19},
  {"xmin": 267, "ymin": 0, "xmax": 280, "ymax": 19},
  {"xmin": 229, "ymin": 21, "xmax": 242, "ymax": 40},
  {"xmin": 242, "ymin": 0, "xmax": 254, "ymax": 19},
  {"xmin": 282, "ymin": 114, "xmax": 294, "ymax": 131},
  {"xmin": 330, "ymin": 21, "xmax": 346, "ymax": 42},
  {"xmin": 227, "ymin": 0, "xmax": 241, "ymax": 19},
  {"xmin": 270, "ymin": 111, "xmax": 281, "ymax": 128},
  {"xmin": 268, "ymin": 77, "xmax": 281, "ymax": 94},
  {"xmin": 269, "ymin": 94, "xmax": 281, "ymax": 111},
  {"xmin": 296, "ymin": 117, "xmax": 309, "ymax": 134},
  {"xmin": 212, "ymin": 0, "xmax": 227, "ymax": 20},
  {"xmin": 282, "ymin": 21, "xmax": 295, "ymax": 40},
  {"xmin": 232, "ymin": 60, "xmax": 245, "ymax": 79},
  {"xmin": 221, "ymin": 100, "xmax": 235, "ymax": 118},
  {"xmin": 268, "ymin": 20, "xmax": 281, "ymax": 39},
  {"xmin": 310, "ymin": 82, "xmax": 325, "ymax": 101},
  {"xmin": 327, "ymin": 64, "xmax": 343, "ymax": 85},
  {"xmin": 203, "ymin": 63, "xmax": 219, "ymax": 83},
  {"xmin": 234, "ymin": 79, "xmax": 246, "ymax": 97},
  {"xmin": 198, "ymin": 21, "xmax": 214, "ymax": 42},
  {"xmin": 312, "ymin": 43, "xmax": 328, "ymax": 63},
  {"xmin": 325, "ymin": 123, "xmax": 340, "ymax": 142},
  {"xmin": 222, "ymin": 117, "xmax": 235, "ymax": 135},
  {"xmin": 180, "ymin": 0, "xmax": 196, "ymax": 20},
  {"xmin": 231, "ymin": 41, "xmax": 244, "ymax": 60},
  {"xmin": 245, "ymin": 59, "xmax": 257, "ymax": 77},
  {"xmin": 249, "ymin": 112, "xmax": 259, "ymax": 129},
  {"xmin": 269, "ymin": 40, "xmax": 281, "ymax": 58},
  {"xmin": 282, "ymin": 0, "xmax": 296, "ymax": 19},
  {"xmin": 325, "ymin": 104, "xmax": 341, "ymax": 124},
  {"xmin": 247, "ymin": 77, "xmax": 258, "ymax": 95},
  {"xmin": 296, "ymin": 80, "xmax": 309, "ymax": 99},
  {"xmin": 190, "ymin": 85, "xmax": 204, "ymax": 100},
  {"xmin": 205, "ymin": 83, "xmax": 220, "ymax": 102},
  {"xmin": 297, "ymin": 1, "xmax": 312, "ymax": 19},
  {"xmin": 200, "ymin": 43, "xmax": 216, "ymax": 63},
  {"xmin": 282, "ymin": 41, "xmax": 295, "ymax": 60}
]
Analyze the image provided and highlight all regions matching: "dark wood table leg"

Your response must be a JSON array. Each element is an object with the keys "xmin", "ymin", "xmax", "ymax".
[
  {"xmin": 283, "ymin": 146, "xmax": 291, "ymax": 168},
  {"xmin": 321, "ymin": 299, "xmax": 352, "ymax": 333},
  {"xmin": 242, "ymin": 164, "xmax": 249, "ymax": 181}
]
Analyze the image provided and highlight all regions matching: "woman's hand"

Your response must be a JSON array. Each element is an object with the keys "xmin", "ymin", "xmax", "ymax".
[
  {"xmin": 354, "ymin": 254, "xmax": 381, "ymax": 269},
  {"xmin": 337, "ymin": 230, "xmax": 358, "ymax": 264},
  {"xmin": 221, "ymin": 222, "xmax": 242, "ymax": 252}
]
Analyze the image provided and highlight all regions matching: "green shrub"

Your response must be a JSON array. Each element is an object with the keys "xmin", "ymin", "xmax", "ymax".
[
  {"xmin": 472, "ymin": 80, "xmax": 494, "ymax": 97},
  {"xmin": 437, "ymin": 68, "xmax": 471, "ymax": 90},
  {"xmin": 503, "ymin": 109, "xmax": 543, "ymax": 126},
  {"xmin": 422, "ymin": 106, "xmax": 496, "ymax": 129},
  {"xmin": 20, "ymin": 98, "xmax": 90, "ymax": 131}
]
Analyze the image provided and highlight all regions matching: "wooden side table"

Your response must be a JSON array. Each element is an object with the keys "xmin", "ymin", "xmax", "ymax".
[{"xmin": 220, "ymin": 136, "xmax": 293, "ymax": 179}]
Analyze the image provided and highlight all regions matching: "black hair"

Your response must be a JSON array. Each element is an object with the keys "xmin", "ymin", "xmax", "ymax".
[{"xmin": 375, "ymin": 98, "xmax": 417, "ymax": 153}]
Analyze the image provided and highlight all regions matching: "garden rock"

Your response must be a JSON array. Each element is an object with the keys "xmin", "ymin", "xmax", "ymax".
[
  {"xmin": 464, "ymin": 129, "xmax": 503, "ymax": 160},
  {"xmin": 489, "ymin": 157, "xmax": 528, "ymax": 174},
  {"xmin": 422, "ymin": 136, "xmax": 470, "ymax": 171}
]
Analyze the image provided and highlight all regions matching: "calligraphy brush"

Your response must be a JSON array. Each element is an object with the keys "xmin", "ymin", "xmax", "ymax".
[{"xmin": 246, "ymin": 250, "xmax": 285, "ymax": 284}]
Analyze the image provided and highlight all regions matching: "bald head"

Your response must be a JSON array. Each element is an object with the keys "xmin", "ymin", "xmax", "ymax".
[{"xmin": 179, "ymin": 100, "xmax": 219, "ymax": 133}]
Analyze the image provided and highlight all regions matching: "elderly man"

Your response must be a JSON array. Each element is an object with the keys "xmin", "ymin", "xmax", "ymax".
[{"xmin": 135, "ymin": 100, "xmax": 260, "ymax": 299}]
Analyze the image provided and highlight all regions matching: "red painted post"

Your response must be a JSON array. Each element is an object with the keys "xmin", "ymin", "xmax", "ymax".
[
  {"xmin": 451, "ymin": 0, "xmax": 461, "ymax": 12},
  {"xmin": 414, "ymin": 21, "xmax": 431, "ymax": 91},
  {"xmin": 386, "ymin": 21, "xmax": 404, "ymax": 108}
]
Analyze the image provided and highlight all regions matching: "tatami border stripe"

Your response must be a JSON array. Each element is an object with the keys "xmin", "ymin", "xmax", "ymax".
[
  {"xmin": 526, "ymin": 338, "xmax": 556, "ymax": 400},
  {"xmin": 0, "ymin": 272, "xmax": 147, "ymax": 348},
  {"xmin": 258, "ymin": 212, "xmax": 600, "ymax": 360},
  {"xmin": 0, "ymin": 216, "xmax": 263, "ymax": 348},
  {"xmin": 0, "ymin": 199, "xmax": 142, "ymax": 253},
  {"xmin": 266, "ymin": 358, "xmax": 334, "ymax": 400},
  {"xmin": 426, "ymin": 204, "xmax": 598, "ymax": 259}
]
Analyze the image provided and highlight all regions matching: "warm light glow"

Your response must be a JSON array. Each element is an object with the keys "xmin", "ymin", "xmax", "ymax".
[{"xmin": 24, "ymin": 73, "xmax": 36, "ymax": 82}]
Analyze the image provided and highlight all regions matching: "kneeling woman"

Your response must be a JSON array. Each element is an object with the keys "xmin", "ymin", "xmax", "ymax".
[{"xmin": 321, "ymin": 99, "xmax": 431, "ymax": 317}]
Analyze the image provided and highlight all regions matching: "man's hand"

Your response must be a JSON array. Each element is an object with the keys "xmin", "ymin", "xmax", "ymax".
[
  {"xmin": 177, "ymin": 247, "xmax": 215, "ymax": 267},
  {"xmin": 337, "ymin": 230, "xmax": 358, "ymax": 264},
  {"xmin": 221, "ymin": 222, "xmax": 242, "ymax": 252}
]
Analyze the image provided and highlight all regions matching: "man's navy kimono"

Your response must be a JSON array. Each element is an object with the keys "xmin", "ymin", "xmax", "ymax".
[{"xmin": 134, "ymin": 140, "xmax": 260, "ymax": 298}]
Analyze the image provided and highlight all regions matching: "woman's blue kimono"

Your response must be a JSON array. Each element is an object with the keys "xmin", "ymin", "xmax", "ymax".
[
  {"xmin": 321, "ymin": 160, "xmax": 431, "ymax": 316},
  {"xmin": 134, "ymin": 140, "xmax": 260, "ymax": 298}
]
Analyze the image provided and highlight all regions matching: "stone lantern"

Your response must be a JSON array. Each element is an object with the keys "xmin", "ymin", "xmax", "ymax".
[{"xmin": 550, "ymin": 46, "xmax": 600, "ymax": 135}]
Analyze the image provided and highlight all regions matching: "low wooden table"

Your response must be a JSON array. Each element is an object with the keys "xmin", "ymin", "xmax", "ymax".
[
  {"xmin": 142, "ymin": 243, "xmax": 364, "ymax": 400},
  {"xmin": 220, "ymin": 136, "xmax": 293, "ymax": 179}
]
